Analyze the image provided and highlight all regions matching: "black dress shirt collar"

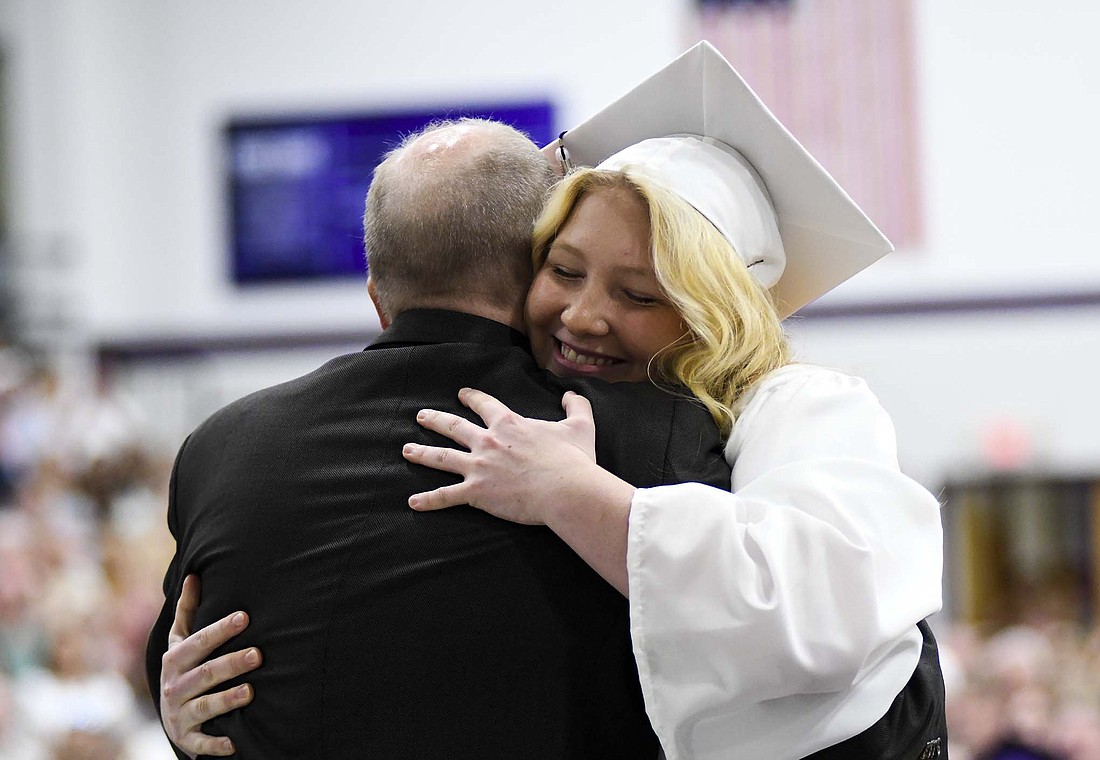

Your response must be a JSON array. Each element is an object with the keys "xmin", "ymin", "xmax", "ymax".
[{"xmin": 366, "ymin": 309, "xmax": 531, "ymax": 352}]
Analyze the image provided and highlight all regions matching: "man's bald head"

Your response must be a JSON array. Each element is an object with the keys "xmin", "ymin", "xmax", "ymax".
[{"xmin": 364, "ymin": 119, "xmax": 555, "ymax": 321}]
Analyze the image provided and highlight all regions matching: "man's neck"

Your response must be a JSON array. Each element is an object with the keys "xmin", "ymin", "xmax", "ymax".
[
  {"xmin": 459, "ymin": 302, "xmax": 526, "ymax": 333},
  {"xmin": 397, "ymin": 299, "xmax": 526, "ymax": 334}
]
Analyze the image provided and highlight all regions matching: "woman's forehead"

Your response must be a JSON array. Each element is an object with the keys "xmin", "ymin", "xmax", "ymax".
[{"xmin": 560, "ymin": 187, "xmax": 648, "ymax": 235}]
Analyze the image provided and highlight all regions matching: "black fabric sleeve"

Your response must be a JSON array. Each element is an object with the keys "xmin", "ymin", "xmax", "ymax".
[
  {"xmin": 662, "ymin": 397, "xmax": 731, "ymax": 491},
  {"xmin": 145, "ymin": 435, "xmax": 193, "ymax": 760}
]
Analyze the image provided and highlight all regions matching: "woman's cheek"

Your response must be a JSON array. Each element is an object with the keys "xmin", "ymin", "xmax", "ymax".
[
  {"xmin": 524, "ymin": 278, "xmax": 556, "ymax": 368},
  {"xmin": 524, "ymin": 275, "xmax": 556, "ymax": 331}
]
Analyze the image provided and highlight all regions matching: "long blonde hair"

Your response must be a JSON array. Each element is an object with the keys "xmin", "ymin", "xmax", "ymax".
[{"xmin": 532, "ymin": 168, "xmax": 790, "ymax": 435}]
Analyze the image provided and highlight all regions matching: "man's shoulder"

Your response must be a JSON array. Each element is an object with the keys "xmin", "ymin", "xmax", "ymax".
[
  {"xmin": 554, "ymin": 375, "xmax": 715, "ymax": 427},
  {"xmin": 547, "ymin": 377, "xmax": 728, "ymax": 489},
  {"xmin": 183, "ymin": 342, "xmax": 541, "ymax": 441},
  {"xmin": 182, "ymin": 351, "xmax": 373, "ymax": 441}
]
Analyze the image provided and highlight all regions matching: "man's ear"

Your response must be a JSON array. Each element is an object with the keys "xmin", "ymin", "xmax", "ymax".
[{"xmin": 367, "ymin": 276, "xmax": 390, "ymax": 329}]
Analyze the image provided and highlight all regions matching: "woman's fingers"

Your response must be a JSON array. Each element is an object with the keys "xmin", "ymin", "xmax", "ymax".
[
  {"xmin": 408, "ymin": 482, "xmax": 469, "ymax": 511},
  {"xmin": 402, "ymin": 442, "xmax": 471, "ymax": 476},
  {"xmin": 405, "ymin": 388, "xmax": 593, "ymax": 524},
  {"xmin": 162, "ymin": 609, "xmax": 259, "ymax": 757},
  {"xmin": 164, "ymin": 609, "xmax": 250, "ymax": 678},
  {"xmin": 174, "ymin": 683, "xmax": 256, "ymax": 756},
  {"xmin": 415, "ymin": 390, "xmax": 518, "ymax": 447},
  {"xmin": 187, "ymin": 682, "xmax": 255, "ymax": 725},
  {"xmin": 160, "ymin": 576, "xmax": 260, "ymax": 758},
  {"xmin": 561, "ymin": 391, "xmax": 593, "ymax": 423},
  {"xmin": 178, "ymin": 732, "xmax": 237, "ymax": 758},
  {"xmin": 415, "ymin": 408, "xmax": 483, "ymax": 447},
  {"xmin": 457, "ymin": 387, "xmax": 512, "ymax": 424},
  {"xmin": 175, "ymin": 683, "xmax": 254, "ymax": 760},
  {"xmin": 562, "ymin": 392, "xmax": 597, "ymax": 456},
  {"xmin": 168, "ymin": 575, "xmax": 201, "ymax": 648},
  {"xmin": 170, "ymin": 647, "xmax": 263, "ymax": 705}
]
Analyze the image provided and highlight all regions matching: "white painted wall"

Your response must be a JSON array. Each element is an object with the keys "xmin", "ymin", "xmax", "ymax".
[
  {"xmin": 2, "ymin": 0, "xmax": 1099, "ymax": 487},
  {"xmin": 787, "ymin": 306, "xmax": 1100, "ymax": 488},
  {"xmin": 852, "ymin": 0, "xmax": 1100, "ymax": 303},
  {"xmin": 1, "ymin": 0, "xmax": 690, "ymax": 340}
]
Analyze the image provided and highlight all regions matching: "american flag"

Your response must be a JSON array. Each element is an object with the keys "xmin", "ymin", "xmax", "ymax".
[{"xmin": 692, "ymin": 0, "xmax": 923, "ymax": 248}]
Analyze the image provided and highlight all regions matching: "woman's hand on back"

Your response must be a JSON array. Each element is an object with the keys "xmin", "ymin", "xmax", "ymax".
[
  {"xmin": 160, "ymin": 575, "xmax": 262, "ymax": 758},
  {"xmin": 403, "ymin": 388, "xmax": 599, "ymax": 524},
  {"xmin": 403, "ymin": 388, "xmax": 636, "ymax": 595}
]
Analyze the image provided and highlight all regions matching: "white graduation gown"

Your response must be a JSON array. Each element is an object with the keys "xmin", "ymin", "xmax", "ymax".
[{"xmin": 627, "ymin": 364, "xmax": 944, "ymax": 760}]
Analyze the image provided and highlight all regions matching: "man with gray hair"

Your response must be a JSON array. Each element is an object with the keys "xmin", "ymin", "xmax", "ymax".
[
  {"xmin": 365, "ymin": 118, "xmax": 551, "ymax": 322},
  {"xmin": 146, "ymin": 118, "xmax": 730, "ymax": 759}
]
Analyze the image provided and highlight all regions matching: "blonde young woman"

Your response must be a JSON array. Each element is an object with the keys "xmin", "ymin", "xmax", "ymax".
[
  {"xmin": 402, "ymin": 150, "xmax": 946, "ymax": 760},
  {"xmin": 157, "ymin": 44, "xmax": 947, "ymax": 759}
]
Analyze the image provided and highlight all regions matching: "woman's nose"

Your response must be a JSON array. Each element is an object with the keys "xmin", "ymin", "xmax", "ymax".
[{"xmin": 560, "ymin": 292, "xmax": 610, "ymax": 336}]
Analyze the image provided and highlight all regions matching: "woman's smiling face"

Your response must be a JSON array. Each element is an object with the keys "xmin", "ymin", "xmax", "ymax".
[{"xmin": 525, "ymin": 186, "xmax": 686, "ymax": 383}]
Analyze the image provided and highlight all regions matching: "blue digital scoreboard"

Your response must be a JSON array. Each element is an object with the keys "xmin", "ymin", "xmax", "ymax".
[{"xmin": 226, "ymin": 101, "xmax": 555, "ymax": 284}]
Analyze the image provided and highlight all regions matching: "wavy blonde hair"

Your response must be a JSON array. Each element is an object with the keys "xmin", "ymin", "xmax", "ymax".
[{"xmin": 532, "ymin": 167, "xmax": 790, "ymax": 435}]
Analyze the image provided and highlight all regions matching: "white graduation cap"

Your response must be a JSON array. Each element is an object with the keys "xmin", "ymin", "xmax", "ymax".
[{"xmin": 544, "ymin": 41, "xmax": 893, "ymax": 318}]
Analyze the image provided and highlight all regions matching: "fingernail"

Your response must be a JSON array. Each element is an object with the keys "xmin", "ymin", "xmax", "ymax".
[
  {"xmin": 224, "ymin": 739, "xmax": 235, "ymax": 753},
  {"xmin": 402, "ymin": 443, "xmax": 415, "ymax": 456},
  {"xmin": 245, "ymin": 648, "xmax": 260, "ymax": 666},
  {"xmin": 408, "ymin": 495, "xmax": 421, "ymax": 509},
  {"xmin": 232, "ymin": 612, "xmax": 246, "ymax": 628},
  {"xmin": 238, "ymin": 684, "xmax": 253, "ymax": 700},
  {"xmin": 416, "ymin": 410, "xmax": 428, "ymax": 421}
]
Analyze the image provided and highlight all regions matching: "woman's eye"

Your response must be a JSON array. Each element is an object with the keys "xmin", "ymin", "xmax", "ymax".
[
  {"xmin": 624, "ymin": 291, "xmax": 659, "ymax": 306},
  {"xmin": 551, "ymin": 266, "xmax": 582, "ymax": 280}
]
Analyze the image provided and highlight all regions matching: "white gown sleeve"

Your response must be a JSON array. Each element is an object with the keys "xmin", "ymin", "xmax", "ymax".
[{"xmin": 627, "ymin": 365, "xmax": 943, "ymax": 760}]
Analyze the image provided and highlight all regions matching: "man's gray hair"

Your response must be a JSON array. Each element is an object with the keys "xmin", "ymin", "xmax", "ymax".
[{"xmin": 364, "ymin": 118, "xmax": 556, "ymax": 318}]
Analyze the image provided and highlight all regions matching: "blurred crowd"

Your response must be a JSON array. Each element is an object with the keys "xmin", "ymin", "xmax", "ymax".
[
  {"xmin": 1, "ymin": 345, "xmax": 1100, "ymax": 759},
  {"xmin": 0, "ymin": 347, "xmax": 176, "ymax": 759},
  {"xmin": 944, "ymin": 623, "xmax": 1100, "ymax": 759}
]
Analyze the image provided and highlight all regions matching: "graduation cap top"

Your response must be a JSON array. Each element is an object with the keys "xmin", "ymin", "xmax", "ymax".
[{"xmin": 545, "ymin": 41, "xmax": 893, "ymax": 318}]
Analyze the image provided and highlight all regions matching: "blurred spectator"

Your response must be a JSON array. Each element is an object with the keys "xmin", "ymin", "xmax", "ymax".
[
  {"xmin": 0, "ymin": 671, "xmax": 42, "ymax": 759},
  {"xmin": 50, "ymin": 729, "xmax": 124, "ymax": 760},
  {"xmin": 945, "ymin": 623, "xmax": 1100, "ymax": 760},
  {"xmin": 1054, "ymin": 702, "xmax": 1100, "ymax": 760},
  {"xmin": 62, "ymin": 368, "xmax": 152, "ymax": 520},
  {"xmin": 0, "ymin": 360, "xmax": 63, "ymax": 492},
  {"xmin": 15, "ymin": 580, "xmax": 138, "ymax": 753},
  {"xmin": 0, "ymin": 509, "xmax": 46, "ymax": 677},
  {"xmin": 0, "ymin": 347, "xmax": 34, "ymax": 502}
]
